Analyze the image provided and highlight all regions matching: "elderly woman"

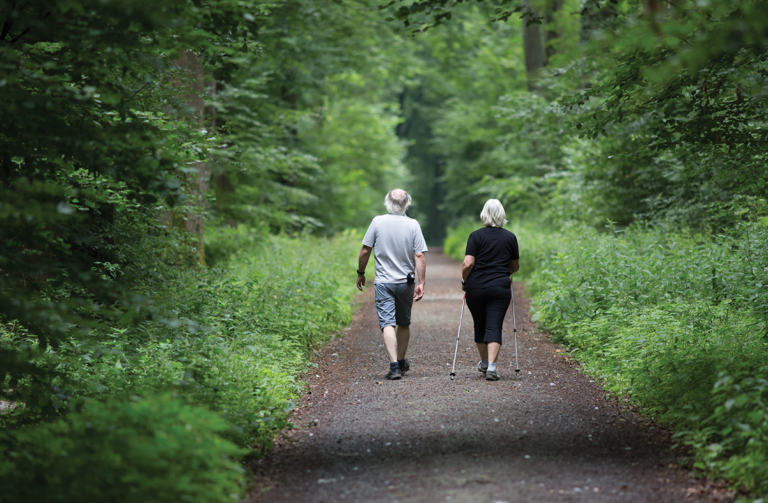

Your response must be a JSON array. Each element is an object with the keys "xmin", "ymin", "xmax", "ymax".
[{"xmin": 461, "ymin": 199, "xmax": 520, "ymax": 381}]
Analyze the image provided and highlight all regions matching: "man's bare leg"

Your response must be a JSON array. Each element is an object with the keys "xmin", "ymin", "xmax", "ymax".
[
  {"xmin": 396, "ymin": 325, "xmax": 410, "ymax": 360},
  {"xmin": 382, "ymin": 326, "xmax": 398, "ymax": 363}
]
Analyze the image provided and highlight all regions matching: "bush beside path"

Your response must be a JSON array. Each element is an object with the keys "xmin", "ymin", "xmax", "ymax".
[{"xmin": 250, "ymin": 250, "xmax": 730, "ymax": 503}]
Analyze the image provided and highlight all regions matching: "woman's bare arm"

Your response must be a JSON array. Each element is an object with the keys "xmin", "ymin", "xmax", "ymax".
[{"xmin": 462, "ymin": 255, "xmax": 475, "ymax": 283}]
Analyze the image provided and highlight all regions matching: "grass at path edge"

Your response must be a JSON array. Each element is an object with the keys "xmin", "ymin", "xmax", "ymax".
[{"xmin": 0, "ymin": 227, "xmax": 364, "ymax": 502}]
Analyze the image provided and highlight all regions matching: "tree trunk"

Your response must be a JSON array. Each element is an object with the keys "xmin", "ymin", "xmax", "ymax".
[
  {"xmin": 206, "ymin": 77, "xmax": 237, "ymax": 228},
  {"xmin": 522, "ymin": 0, "xmax": 546, "ymax": 92},
  {"xmin": 545, "ymin": 0, "xmax": 564, "ymax": 62},
  {"xmin": 173, "ymin": 49, "xmax": 208, "ymax": 265}
]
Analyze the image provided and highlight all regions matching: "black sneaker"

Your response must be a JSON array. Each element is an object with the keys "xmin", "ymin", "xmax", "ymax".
[
  {"xmin": 486, "ymin": 370, "xmax": 500, "ymax": 381},
  {"xmin": 477, "ymin": 361, "xmax": 488, "ymax": 375},
  {"xmin": 398, "ymin": 359, "xmax": 410, "ymax": 374},
  {"xmin": 385, "ymin": 366, "xmax": 402, "ymax": 380}
]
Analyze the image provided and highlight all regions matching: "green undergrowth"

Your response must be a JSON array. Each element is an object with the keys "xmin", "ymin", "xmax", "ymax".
[
  {"xmin": 0, "ymin": 394, "xmax": 246, "ymax": 503},
  {"xmin": 0, "ymin": 227, "xmax": 360, "ymax": 501},
  {"xmin": 445, "ymin": 220, "xmax": 768, "ymax": 500}
]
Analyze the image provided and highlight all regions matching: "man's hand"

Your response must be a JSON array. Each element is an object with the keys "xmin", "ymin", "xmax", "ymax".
[
  {"xmin": 414, "ymin": 251, "xmax": 426, "ymax": 302},
  {"xmin": 357, "ymin": 246, "xmax": 372, "ymax": 292},
  {"xmin": 413, "ymin": 283, "xmax": 424, "ymax": 302}
]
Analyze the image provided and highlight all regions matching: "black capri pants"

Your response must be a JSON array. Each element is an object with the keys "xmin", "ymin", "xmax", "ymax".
[{"xmin": 465, "ymin": 286, "xmax": 511, "ymax": 345}]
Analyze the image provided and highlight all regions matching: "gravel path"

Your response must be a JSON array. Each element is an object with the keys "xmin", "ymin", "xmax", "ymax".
[{"xmin": 249, "ymin": 250, "xmax": 733, "ymax": 503}]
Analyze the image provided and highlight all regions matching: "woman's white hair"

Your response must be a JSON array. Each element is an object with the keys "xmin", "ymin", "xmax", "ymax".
[
  {"xmin": 480, "ymin": 199, "xmax": 507, "ymax": 228},
  {"xmin": 384, "ymin": 189, "xmax": 412, "ymax": 214}
]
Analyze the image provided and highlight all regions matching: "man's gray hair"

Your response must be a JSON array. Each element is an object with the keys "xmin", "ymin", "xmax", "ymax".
[
  {"xmin": 384, "ymin": 189, "xmax": 412, "ymax": 214},
  {"xmin": 480, "ymin": 199, "xmax": 507, "ymax": 228}
]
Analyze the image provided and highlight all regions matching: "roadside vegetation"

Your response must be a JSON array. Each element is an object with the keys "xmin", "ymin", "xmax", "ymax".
[
  {"xmin": 1, "ymin": 0, "xmax": 384, "ymax": 499},
  {"xmin": 525, "ymin": 222, "xmax": 768, "ymax": 498},
  {"xmin": 0, "ymin": 229, "xmax": 359, "ymax": 500}
]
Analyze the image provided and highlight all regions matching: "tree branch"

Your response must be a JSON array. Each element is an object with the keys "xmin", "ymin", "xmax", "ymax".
[
  {"xmin": 8, "ymin": 27, "xmax": 30, "ymax": 45},
  {"xmin": 2, "ymin": 4, "xmax": 47, "ymax": 46},
  {"xmin": 0, "ymin": 1, "xmax": 18, "ymax": 42}
]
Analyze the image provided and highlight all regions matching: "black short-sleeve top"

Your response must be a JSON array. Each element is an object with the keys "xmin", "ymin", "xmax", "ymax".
[{"xmin": 464, "ymin": 227, "xmax": 519, "ymax": 289}]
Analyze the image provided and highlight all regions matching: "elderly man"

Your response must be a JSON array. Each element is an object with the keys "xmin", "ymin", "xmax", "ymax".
[{"xmin": 357, "ymin": 189, "xmax": 427, "ymax": 380}]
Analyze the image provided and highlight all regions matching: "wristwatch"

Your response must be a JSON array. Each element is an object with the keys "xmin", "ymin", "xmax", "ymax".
[
  {"xmin": 357, "ymin": 269, "xmax": 365, "ymax": 275},
  {"xmin": 461, "ymin": 279, "xmax": 465, "ymax": 285}
]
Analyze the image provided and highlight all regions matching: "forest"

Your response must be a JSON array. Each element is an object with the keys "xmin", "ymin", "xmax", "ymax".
[{"xmin": 1, "ymin": 0, "xmax": 767, "ymax": 501}]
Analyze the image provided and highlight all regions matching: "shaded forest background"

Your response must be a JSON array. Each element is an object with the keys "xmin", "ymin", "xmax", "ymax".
[{"xmin": 1, "ymin": 0, "xmax": 768, "ymax": 501}]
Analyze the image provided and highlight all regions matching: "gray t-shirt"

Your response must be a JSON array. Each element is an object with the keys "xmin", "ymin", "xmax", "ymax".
[{"xmin": 362, "ymin": 213, "xmax": 428, "ymax": 284}]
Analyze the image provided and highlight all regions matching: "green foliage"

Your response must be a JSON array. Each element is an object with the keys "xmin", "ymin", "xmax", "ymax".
[
  {"xmin": 394, "ymin": 5, "xmax": 529, "ymax": 241},
  {"xmin": 0, "ymin": 394, "xmax": 244, "ymax": 503},
  {"xmin": 210, "ymin": 0, "xmax": 412, "ymax": 234},
  {"xmin": 439, "ymin": 91, "xmax": 564, "ymax": 226},
  {"xmin": 443, "ymin": 220, "xmax": 477, "ymax": 261},
  {"xmin": 559, "ymin": 0, "xmax": 768, "ymax": 228},
  {"xmin": 2, "ymin": 231, "xmax": 360, "ymax": 452},
  {"xmin": 688, "ymin": 369, "xmax": 768, "ymax": 496},
  {"xmin": 5, "ymin": 0, "xmax": 767, "ymax": 498},
  {"xmin": 438, "ymin": 4, "xmax": 768, "ymax": 491},
  {"xmin": 1, "ymin": 218, "xmax": 358, "ymax": 499},
  {"xmin": 407, "ymin": 0, "xmax": 768, "ymax": 233},
  {"xmin": 204, "ymin": 223, "xmax": 269, "ymax": 267},
  {"xmin": 516, "ymin": 220, "xmax": 768, "ymax": 497},
  {"xmin": 300, "ymin": 99, "xmax": 408, "ymax": 232},
  {"xmin": 1, "ymin": 0, "xmax": 365, "ymax": 454},
  {"xmin": 0, "ymin": 0, "xmax": 254, "ymax": 415}
]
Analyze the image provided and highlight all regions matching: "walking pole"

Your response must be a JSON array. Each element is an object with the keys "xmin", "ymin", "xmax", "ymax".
[
  {"xmin": 449, "ymin": 294, "xmax": 466, "ymax": 380},
  {"xmin": 511, "ymin": 276, "xmax": 520, "ymax": 374}
]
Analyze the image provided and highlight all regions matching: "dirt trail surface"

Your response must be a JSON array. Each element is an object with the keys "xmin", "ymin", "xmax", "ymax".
[{"xmin": 250, "ymin": 250, "xmax": 732, "ymax": 503}]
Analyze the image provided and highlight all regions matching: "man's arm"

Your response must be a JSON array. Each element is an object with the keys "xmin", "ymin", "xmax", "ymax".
[
  {"xmin": 461, "ymin": 255, "xmax": 475, "ymax": 291},
  {"xmin": 509, "ymin": 259, "xmax": 520, "ymax": 274},
  {"xmin": 357, "ymin": 245, "xmax": 372, "ymax": 291},
  {"xmin": 414, "ymin": 252, "xmax": 426, "ymax": 301}
]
